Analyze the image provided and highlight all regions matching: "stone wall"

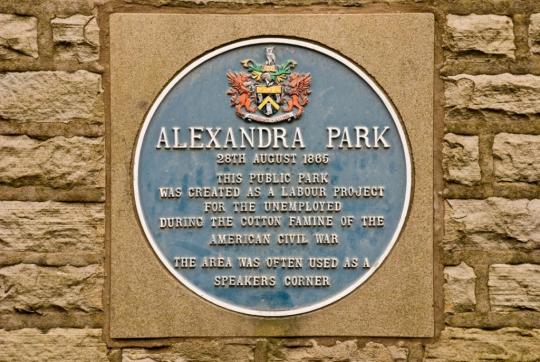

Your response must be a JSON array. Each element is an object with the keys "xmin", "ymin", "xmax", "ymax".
[{"xmin": 0, "ymin": 0, "xmax": 538, "ymax": 361}]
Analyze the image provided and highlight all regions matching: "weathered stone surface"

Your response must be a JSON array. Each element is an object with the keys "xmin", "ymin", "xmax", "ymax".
[
  {"xmin": 445, "ymin": 74, "xmax": 540, "ymax": 114},
  {"xmin": 268, "ymin": 340, "xmax": 408, "ymax": 362},
  {"xmin": 125, "ymin": 0, "xmax": 427, "ymax": 5},
  {"xmin": 0, "ymin": 201, "xmax": 104, "ymax": 253},
  {"xmin": 52, "ymin": 15, "xmax": 99, "ymax": 63},
  {"xmin": 122, "ymin": 339, "xmax": 256, "ymax": 362},
  {"xmin": 493, "ymin": 133, "xmax": 540, "ymax": 183},
  {"xmin": 529, "ymin": 14, "xmax": 540, "ymax": 54},
  {"xmin": 489, "ymin": 264, "xmax": 540, "ymax": 312},
  {"xmin": 0, "ymin": 71, "xmax": 103, "ymax": 124},
  {"xmin": 444, "ymin": 198, "xmax": 540, "ymax": 251},
  {"xmin": 443, "ymin": 133, "xmax": 481, "ymax": 185},
  {"xmin": 0, "ymin": 328, "xmax": 108, "ymax": 361},
  {"xmin": 0, "ymin": 1, "xmax": 108, "ymax": 15},
  {"xmin": 425, "ymin": 327, "xmax": 540, "ymax": 361},
  {"xmin": 445, "ymin": 14, "xmax": 515, "ymax": 57},
  {"xmin": 0, "ymin": 264, "xmax": 103, "ymax": 313},
  {"xmin": 0, "ymin": 14, "xmax": 38, "ymax": 60},
  {"xmin": 444, "ymin": 262, "xmax": 476, "ymax": 313},
  {"xmin": 0, "ymin": 135, "xmax": 104, "ymax": 189}
]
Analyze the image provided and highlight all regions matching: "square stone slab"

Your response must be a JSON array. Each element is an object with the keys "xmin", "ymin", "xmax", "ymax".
[{"xmin": 109, "ymin": 12, "xmax": 434, "ymax": 339}]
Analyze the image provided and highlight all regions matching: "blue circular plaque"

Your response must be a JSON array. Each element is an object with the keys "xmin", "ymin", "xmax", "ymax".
[{"xmin": 134, "ymin": 38, "xmax": 412, "ymax": 316}]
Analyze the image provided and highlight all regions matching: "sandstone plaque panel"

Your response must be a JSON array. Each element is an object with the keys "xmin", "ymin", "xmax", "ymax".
[{"xmin": 109, "ymin": 13, "xmax": 434, "ymax": 338}]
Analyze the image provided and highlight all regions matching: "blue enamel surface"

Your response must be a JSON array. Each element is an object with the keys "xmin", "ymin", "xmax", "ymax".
[{"xmin": 135, "ymin": 43, "xmax": 409, "ymax": 313}]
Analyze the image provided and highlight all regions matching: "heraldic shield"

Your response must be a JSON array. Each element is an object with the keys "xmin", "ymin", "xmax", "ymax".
[{"xmin": 226, "ymin": 47, "xmax": 312, "ymax": 124}]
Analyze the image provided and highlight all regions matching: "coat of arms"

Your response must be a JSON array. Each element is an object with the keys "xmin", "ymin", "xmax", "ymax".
[{"xmin": 226, "ymin": 47, "xmax": 312, "ymax": 123}]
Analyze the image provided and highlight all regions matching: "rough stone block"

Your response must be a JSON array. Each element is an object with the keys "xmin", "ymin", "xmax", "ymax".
[
  {"xmin": 445, "ymin": 74, "xmax": 540, "ymax": 114},
  {"xmin": 122, "ymin": 339, "xmax": 256, "ymax": 362},
  {"xmin": 0, "ymin": 71, "xmax": 103, "ymax": 124},
  {"xmin": 268, "ymin": 340, "xmax": 408, "ymax": 362},
  {"xmin": 443, "ymin": 133, "xmax": 481, "ymax": 185},
  {"xmin": 52, "ymin": 15, "xmax": 99, "ymax": 63},
  {"xmin": 0, "ymin": 264, "xmax": 103, "ymax": 314},
  {"xmin": 445, "ymin": 14, "xmax": 515, "ymax": 57},
  {"xmin": 0, "ymin": 135, "xmax": 104, "ymax": 189},
  {"xmin": 529, "ymin": 14, "xmax": 540, "ymax": 54},
  {"xmin": 124, "ymin": 0, "xmax": 427, "ymax": 5},
  {"xmin": 493, "ymin": 133, "xmax": 540, "ymax": 183},
  {"xmin": 425, "ymin": 327, "xmax": 540, "ymax": 361},
  {"xmin": 0, "ymin": 328, "xmax": 108, "ymax": 361},
  {"xmin": 444, "ymin": 262, "xmax": 476, "ymax": 313},
  {"xmin": 444, "ymin": 198, "xmax": 540, "ymax": 251},
  {"xmin": 0, "ymin": 201, "xmax": 104, "ymax": 253},
  {"xmin": 0, "ymin": 14, "xmax": 38, "ymax": 60},
  {"xmin": 489, "ymin": 264, "xmax": 540, "ymax": 312}
]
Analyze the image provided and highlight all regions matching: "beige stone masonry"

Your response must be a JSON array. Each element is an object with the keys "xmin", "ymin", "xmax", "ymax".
[
  {"xmin": 267, "ymin": 340, "xmax": 408, "ymax": 362},
  {"xmin": 122, "ymin": 339, "xmax": 256, "ymax": 362},
  {"xmin": 124, "ymin": 0, "xmax": 430, "ymax": 5},
  {"xmin": 1, "ymin": 1, "xmax": 103, "ymax": 15},
  {"xmin": 0, "ymin": 71, "xmax": 103, "ymax": 125},
  {"xmin": 0, "ymin": 264, "xmax": 103, "ymax": 314},
  {"xmin": 0, "ymin": 201, "xmax": 104, "ymax": 253},
  {"xmin": 444, "ymin": 262, "xmax": 476, "ymax": 313},
  {"xmin": 0, "ymin": 135, "xmax": 104, "ymax": 189},
  {"xmin": 0, "ymin": 328, "xmax": 108, "ymax": 362},
  {"xmin": 0, "ymin": 14, "xmax": 38, "ymax": 60},
  {"xmin": 444, "ymin": 198, "xmax": 540, "ymax": 251},
  {"xmin": 443, "ymin": 133, "xmax": 481, "ymax": 185},
  {"xmin": 445, "ymin": 74, "xmax": 540, "ymax": 114},
  {"xmin": 529, "ymin": 14, "xmax": 540, "ymax": 54},
  {"xmin": 0, "ymin": 0, "xmax": 537, "ymax": 358},
  {"xmin": 425, "ymin": 327, "xmax": 540, "ymax": 361},
  {"xmin": 489, "ymin": 264, "xmax": 540, "ymax": 312},
  {"xmin": 445, "ymin": 14, "xmax": 515, "ymax": 57},
  {"xmin": 493, "ymin": 133, "xmax": 540, "ymax": 183},
  {"xmin": 52, "ymin": 15, "xmax": 99, "ymax": 63}
]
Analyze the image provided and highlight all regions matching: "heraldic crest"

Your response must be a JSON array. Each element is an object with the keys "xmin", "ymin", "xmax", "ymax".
[{"xmin": 226, "ymin": 47, "xmax": 312, "ymax": 124}]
